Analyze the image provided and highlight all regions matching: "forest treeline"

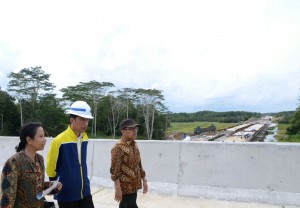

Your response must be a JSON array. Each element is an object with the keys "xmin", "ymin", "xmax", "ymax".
[
  {"xmin": 168, "ymin": 111, "xmax": 262, "ymax": 123},
  {"xmin": 266, "ymin": 111, "xmax": 295, "ymax": 124},
  {"xmin": 0, "ymin": 66, "xmax": 300, "ymax": 141},
  {"xmin": 0, "ymin": 66, "xmax": 169, "ymax": 140}
]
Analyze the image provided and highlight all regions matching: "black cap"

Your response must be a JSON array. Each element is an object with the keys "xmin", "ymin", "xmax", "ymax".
[{"xmin": 119, "ymin": 118, "xmax": 140, "ymax": 130}]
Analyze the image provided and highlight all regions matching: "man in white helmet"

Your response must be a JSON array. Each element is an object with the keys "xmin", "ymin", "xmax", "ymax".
[{"xmin": 46, "ymin": 101, "xmax": 95, "ymax": 208}]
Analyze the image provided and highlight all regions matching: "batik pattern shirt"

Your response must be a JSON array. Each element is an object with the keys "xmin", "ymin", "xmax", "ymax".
[
  {"xmin": 110, "ymin": 138, "xmax": 146, "ymax": 195},
  {"xmin": 0, "ymin": 151, "xmax": 51, "ymax": 208}
]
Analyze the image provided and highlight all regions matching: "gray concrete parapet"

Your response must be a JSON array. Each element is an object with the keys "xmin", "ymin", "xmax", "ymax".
[{"xmin": 0, "ymin": 136, "xmax": 299, "ymax": 206}]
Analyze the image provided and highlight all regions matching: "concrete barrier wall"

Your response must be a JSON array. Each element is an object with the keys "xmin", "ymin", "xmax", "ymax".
[{"xmin": 0, "ymin": 136, "xmax": 299, "ymax": 206}]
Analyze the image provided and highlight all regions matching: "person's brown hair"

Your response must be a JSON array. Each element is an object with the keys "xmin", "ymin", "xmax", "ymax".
[{"xmin": 15, "ymin": 122, "xmax": 44, "ymax": 152}]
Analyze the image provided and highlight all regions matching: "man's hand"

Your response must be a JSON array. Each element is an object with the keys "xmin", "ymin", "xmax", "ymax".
[
  {"xmin": 114, "ymin": 187, "xmax": 122, "ymax": 202},
  {"xmin": 114, "ymin": 179, "xmax": 122, "ymax": 202}
]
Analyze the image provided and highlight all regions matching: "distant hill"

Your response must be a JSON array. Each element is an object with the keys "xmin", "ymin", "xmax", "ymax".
[
  {"xmin": 262, "ymin": 111, "xmax": 295, "ymax": 117},
  {"xmin": 168, "ymin": 110, "xmax": 262, "ymax": 123},
  {"xmin": 263, "ymin": 111, "xmax": 295, "ymax": 124}
]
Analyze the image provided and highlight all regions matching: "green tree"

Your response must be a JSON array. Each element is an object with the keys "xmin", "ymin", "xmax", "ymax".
[
  {"xmin": 286, "ymin": 90, "xmax": 300, "ymax": 135},
  {"xmin": 286, "ymin": 110, "xmax": 300, "ymax": 135},
  {"xmin": 60, "ymin": 85, "xmax": 88, "ymax": 102},
  {"xmin": 7, "ymin": 71, "xmax": 27, "ymax": 126},
  {"xmin": 152, "ymin": 111, "xmax": 169, "ymax": 140},
  {"xmin": 85, "ymin": 81, "xmax": 115, "ymax": 137},
  {"xmin": 118, "ymin": 88, "xmax": 135, "ymax": 119},
  {"xmin": 107, "ymin": 91, "xmax": 125, "ymax": 138},
  {"xmin": 134, "ymin": 88, "xmax": 167, "ymax": 140},
  {"xmin": 38, "ymin": 94, "xmax": 68, "ymax": 137},
  {"xmin": 61, "ymin": 81, "xmax": 115, "ymax": 136},
  {"xmin": 0, "ymin": 89, "xmax": 20, "ymax": 135},
  {"xmin": 7, "ymin": 66, "xmax": 56, "ymax": 125}
]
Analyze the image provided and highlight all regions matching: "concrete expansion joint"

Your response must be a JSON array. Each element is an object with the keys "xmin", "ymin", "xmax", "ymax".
[{"xmin": 92, "ymin": 187, "xmax": 105, "ymax": 196}]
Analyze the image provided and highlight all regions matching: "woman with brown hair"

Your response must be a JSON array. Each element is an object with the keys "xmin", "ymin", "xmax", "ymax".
[{"xmin": 0, "ymin": 122, "xmax": 62, "ymax": 208}]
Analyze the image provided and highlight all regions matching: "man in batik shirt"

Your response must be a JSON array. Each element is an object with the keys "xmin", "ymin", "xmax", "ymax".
[{"xmin": 110, "ymin": 118, "xmax": 148, "ymax": 208}]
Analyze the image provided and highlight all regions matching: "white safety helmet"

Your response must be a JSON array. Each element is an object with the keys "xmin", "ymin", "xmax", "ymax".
[{"xmin": 67, "ymin": 101, "xmax": 94, "ymax": 119}]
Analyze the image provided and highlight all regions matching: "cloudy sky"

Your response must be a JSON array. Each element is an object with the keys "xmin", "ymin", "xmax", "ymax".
[{"xmin": 0, "ymin": 0, "xmax": 299, "ymax": 113}]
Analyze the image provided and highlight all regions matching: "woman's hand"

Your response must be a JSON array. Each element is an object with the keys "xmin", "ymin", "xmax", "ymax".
[
  {"xmin": 49, "ymin": 181, "xmax": 63, "ymax": 195},
  {"xmin": 56, "ymin": 182, "xmax": 63, "ymax": 191}
]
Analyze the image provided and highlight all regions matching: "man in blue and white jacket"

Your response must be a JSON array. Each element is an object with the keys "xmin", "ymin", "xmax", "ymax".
[{"xmin": 46, "ymin": 101, "xmax": 94, "ymax": 208}]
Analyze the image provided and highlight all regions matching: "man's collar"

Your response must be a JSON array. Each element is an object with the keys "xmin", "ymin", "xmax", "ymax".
[{"xmin": 121, "ymin": 137, "xmax": 135, "ymax": 145}]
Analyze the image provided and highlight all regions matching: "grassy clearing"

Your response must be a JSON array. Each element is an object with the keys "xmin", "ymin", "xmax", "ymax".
[
  {"xmin": 275, "ymin": 123, "xmax": 300, "ymax": 142},
  {"xmin": 274, "ymin": 124, "xmax": 289, "ymax": 140},
  {"xmin": 279, "ymin": 134, "xmax": 300, "ymax": 142},
  {"xmin": 274, "ymin": 124, "xmax": 300, "ymax": 142},
  {"xmin": 167, "ymin": 122, "xmax": 238, "ymax": 134}
]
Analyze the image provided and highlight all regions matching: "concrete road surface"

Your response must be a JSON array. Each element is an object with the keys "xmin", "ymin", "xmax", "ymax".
[{"xmin": 88, "ymin": 185, "xmax": 299, "ymax": 208}]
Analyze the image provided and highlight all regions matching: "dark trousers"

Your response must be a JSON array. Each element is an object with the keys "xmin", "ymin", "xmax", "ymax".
[
  {"xmin": 58, "ymin": 194, "xmax": 94, "ymax": 208},
  {"xmin": 119, "ymin": 192, "xmax": 138, "ymax": 208}
]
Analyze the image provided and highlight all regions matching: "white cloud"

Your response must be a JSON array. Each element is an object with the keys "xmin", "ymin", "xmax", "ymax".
[{"xmin": 0, "ymin": 0, "xmax": 299, "ymax": 113}]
